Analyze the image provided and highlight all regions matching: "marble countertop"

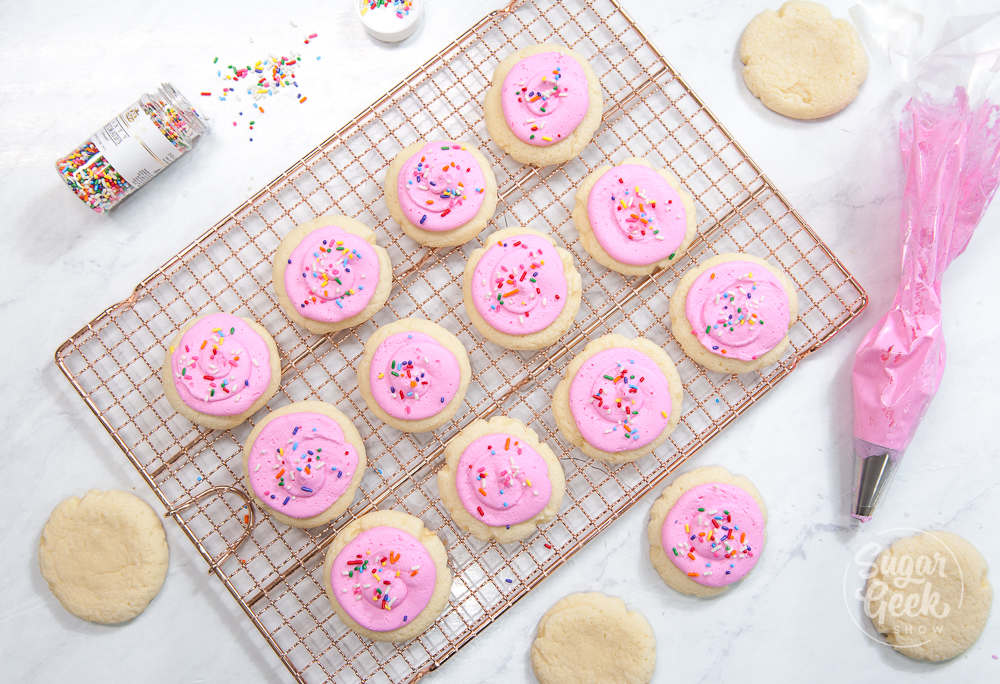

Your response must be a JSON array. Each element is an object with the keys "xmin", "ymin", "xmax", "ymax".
[{"xmin": 2, "ymin": 0, "xmax": 997, "ymax": 682}]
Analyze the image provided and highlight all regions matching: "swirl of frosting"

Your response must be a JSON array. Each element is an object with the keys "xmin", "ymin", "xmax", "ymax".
[
  {"xmin": 330, "ymin": 526, "xmax": 437, "ymax": 632},
  {"xmin": 368, "ymin": 331, "xmax": 462, "ymax": 420},
  {"xmin": 284, "ymin": 224, "xmax": 380, "ymax": 323},
  {"xmin": 169, "ymin": 313, "xmax": 273, "ymax": 416},
  {"xmin": 568, "ymin": 348, "xmax": 673, "ymax": 453},
  {"xmin": 455, "ymin": 432, "xmax": 552, "ymax": 527},
  {"xmin": 471, "ymin": 233, "xmax": 567, "ymax": 334},
  {"xmin": 684, "ymin": 260, "xmax": 791, "ymax": 361},
  {"xmin": 587, "ymin": 164, "xmax": 689, "ymax": 265},
  {"xmin": 661, "ymin": 482, "xmax": 764, "ymax": 587},
  {"xmin": 246, "ymin": 411, "xmax": 360, "ymax": 519},
  {"xmin": 500, "ymin": 51, "xmax": 590, "ymax": 147},
  {"xmin": 397, "ymin": 142, "xmax": 487, "ymax": 232}
]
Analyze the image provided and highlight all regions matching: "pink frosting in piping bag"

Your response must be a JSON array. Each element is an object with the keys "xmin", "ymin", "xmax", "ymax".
[
  {"xmin": 396, "ymin": 142, "xmax": 487, "ymax": 232},
  {"xmin": 169, "ymin": 312, "xmax": 273, "ymax": 416},
  {"xmin": 851, "ymin": 89, "xmax": 1000, "ymax": 519},
  {"xmin": 500, "ymin": 51, "xmax": 590, "ymax": 146},
  {"xmin": 368, "ymin": 331, "xmax": 462, "ymax": 420},
  {"xmin": 455, "ymin": 432, "xmax": 552, "ymax": 526}
]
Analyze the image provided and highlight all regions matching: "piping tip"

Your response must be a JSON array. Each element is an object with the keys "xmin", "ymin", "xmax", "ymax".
[{"xmin": 852, "ymin": 439, "xmax": 900, "ymax": 522}]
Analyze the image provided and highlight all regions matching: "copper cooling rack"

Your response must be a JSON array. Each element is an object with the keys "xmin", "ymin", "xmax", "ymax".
[{"xmin": 54, "ymin": 0, "xmax": 867, "ymax": 681}]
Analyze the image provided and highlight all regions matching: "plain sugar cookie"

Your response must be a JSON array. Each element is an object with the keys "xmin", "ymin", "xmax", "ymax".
[
  {"xmin": 739, "ymin": 1, "xmax": 868, "ymax": 119},
  {"xmin": 648, "ymin": 466, "xmax": 767, "ymax": 598},
  {"xmin": 865, "ymin": 530, "xmax": 992, "ymax": 662},
  {"xmin": 531, "ymin": 592, "xmax": 656, "ymax": 684},
  {"xmin": 38, "ymin": 490, "xmax": 169, "ymax": 624},
  {"xmin": 322, "ymin": 510, "xmax": 451, "ymax": 641}
]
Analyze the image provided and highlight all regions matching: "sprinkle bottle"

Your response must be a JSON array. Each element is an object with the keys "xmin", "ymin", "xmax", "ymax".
[{"xmin": 55, "ymin": 83, "xmax": 207, "ymax": 213}]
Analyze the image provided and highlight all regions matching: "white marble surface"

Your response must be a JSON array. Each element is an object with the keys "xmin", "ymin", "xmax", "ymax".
[{"xmin": 2, "ymin": 0, "xmax": 998, "ymax": 682}]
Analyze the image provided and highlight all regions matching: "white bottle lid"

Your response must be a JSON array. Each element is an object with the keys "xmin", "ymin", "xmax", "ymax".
[{"xmin": 358, "ymin": 0, "xmax": 424, "ymax": 43}]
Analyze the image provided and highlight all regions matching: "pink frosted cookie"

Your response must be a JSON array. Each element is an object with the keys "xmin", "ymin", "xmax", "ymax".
[
  {"xmin": 322, "ymin": 510, "xmax": 451, "ymax": 641},
  {"xmin": 242, "ymin": 401, "xmax": 367, "ymax": 528},
  {"xmin": 384, "ymin": 140, "xmax": 499, "ymax": 247},
  {"xmin": 272, "ymin": 215, "xmax": 392, "ymax": 335},
  {"xmin": 437, "ymin": 417, "xmax": 565, "ymax": 543},
  {"xmin": 463, "ymin": 227, "xmax": 582, "ymax": 350},
  {"xmin": 357, "ymin": 318, "xmax": 471, "ymax": 432},
  {"xmin": 648, "ymin": 466, "xmax": 767, "ymax": 598},
  {"xmin": 161, "ymin": 311, "xmax": 281, "ymax": 430},
  {"xmin": 572, "ymin": 158, "xmax": 697, "ymax": 275},
  {"xmin": 484, "ymin": 44, "xmax": 604, "ymax": 166},
  {"xmin": 669, "ymin": 253, "xmax": 798, "ymax": 373},
  {"xmin": 553, "ymin": 334, "xmax": 684, "ymax": 464}
]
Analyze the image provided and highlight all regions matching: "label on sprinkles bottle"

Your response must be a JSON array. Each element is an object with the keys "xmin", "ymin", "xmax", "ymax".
[{"xmin": 91, "ymin": 101, "xmax": 182, "ymax": 188}]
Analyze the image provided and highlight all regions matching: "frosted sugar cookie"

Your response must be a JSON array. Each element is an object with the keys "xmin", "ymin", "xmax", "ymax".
[
  {"xmin": 865, "ymin": 531, "xmax": 992, "ymax": 661},
  {"xmin": 161, "ymin": 311, "xmax": 281, "ymax": 430},
  {"xmin": 437, "ymin": 417, "xmax": 565, "ymax": 543},
  {"xmin": 39, "ymin": 490, "xmax": 169, "ymax": 624},
  {"xmin": 322, "ymin": 510, "xmax": 451, "ymax": 641},
  {"xmin": 384, "ymin": 140, "xmax": 498, "ymax": 247},
  {"xmin": 272, "ymin": 215, "xmax": 392, "ymax": 334},
  {"xmin": 358, "ymin": 318, "xmax": 471, "ymax": 432},
  {"xmin": 669, "ymin": 253, "xmax": 797, "ymax": 373},
  {"xmin": 531, "ymin": 592, "xmax": 656, "ymax": 684},
  {"xmin": 463, "ymin": 227, "xmax": 581, "ymax": 350},
  {"xmin": 484, "ymin": 44, "xmax": 604, "ymax": 166},
  {"xmin": 572, "ymin": 158, "xmax": 697, "ymax": 276},
  {"xmin": 739, "ymin": 1, "xmax": 868, "ymax": 119},
  {"xmin": 648, "ymin": 466, "xmax": 766, "ymax": 598},
  {"xmin": 553, "ymin": 334, "xmax": 683, "ymax": 464},
  {"xmin": 243, "ymin": 401, "xmax": 367, "ymax": 528}
]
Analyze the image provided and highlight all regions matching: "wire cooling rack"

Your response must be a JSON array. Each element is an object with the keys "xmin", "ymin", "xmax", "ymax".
[{"xmin": 55, "ymin": 0, "xmax": 867, "ymax": 681}]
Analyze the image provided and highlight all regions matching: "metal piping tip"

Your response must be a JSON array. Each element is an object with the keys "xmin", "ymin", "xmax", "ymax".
[{"xmin": 852, "ymin": 441, "xmax": 899, "ymax": 522}]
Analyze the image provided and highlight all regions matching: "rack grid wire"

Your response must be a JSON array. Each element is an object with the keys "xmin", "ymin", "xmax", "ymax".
[{"xmin": 55, "ymin": 1, "xmax": 867, "ymax": 682}]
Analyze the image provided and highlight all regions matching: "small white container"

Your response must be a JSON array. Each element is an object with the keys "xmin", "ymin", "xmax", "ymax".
[{"xmin": 358, "ymin": 0, "xmax": 424, "ymax": 43}]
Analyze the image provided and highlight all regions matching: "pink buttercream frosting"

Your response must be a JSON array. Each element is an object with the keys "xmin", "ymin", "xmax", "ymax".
[
  {"xmin": 568, "ymin": 347, "xmax": 673, "ymax": 452},
  {"xmin": 368, "ymin": 331, "xmax": 462, "ymax": 420},
  {"xmin": 500, "ymin": 51, "xmax": 590, "ymax": 147},
  {"xmin": 330, "ymin": 526, "xmax": 437, "ymax": 632},
  {"xmin": 662, "ymin": 482, "xmax": 764, "ymax": 587},
  {"xmin": 247, "ymin": 411, "xmax": 360, "ymax": 519},
  {"xmin": 470, "ymin": 233, "xmax": 568, "ymax": 335},
  {"xmin": 169, "ymin": 312, "xmax": 273, "ymax": 416},
  {"xmin": 455, "ymin": 432, "xmax": 552, "ymax": 527},
  {"xmin": 684, "ymin": 260, "xmax": 791, "ymax": 362},
  {"xmin": 587, "ymin": 164, "xmax": 689, "ymax": 265},
  {"xmin": 284, "ymin": 224, "xmax": 380, "ymax": 323},
  {"xmin": 396, "ymin": 142, "xmax": 488, "ymax": 232}
]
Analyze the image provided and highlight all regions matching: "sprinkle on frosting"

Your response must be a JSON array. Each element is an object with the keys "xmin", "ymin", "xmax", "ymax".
[
  {"xmin": 170, "ymin": 312, "xmax": 272, "ymax": 416},
  {"xmin": 684, "ymin": 260, "xmax": 791, "ymax": 361},
  {"xmin": 500, "ymin": 51, "xmax": 590, "ymax": 147},
  {"xmin": 369, "ymin": 331, "xmax": 461, "ymax": 420},
  {"xmin": 471, "ymin": 233, "xmax": 568, "ymax": 335},
  {"xmin": 662, "ymin": 482, "xmax": 764, "ymax": 587},
  {"xmin": 397, "ymin": 142, "xmax": 487, "ymax": 232},
  {"xmin": 455, "ymin": 433, "xmax": 552, "ymax": 526}
]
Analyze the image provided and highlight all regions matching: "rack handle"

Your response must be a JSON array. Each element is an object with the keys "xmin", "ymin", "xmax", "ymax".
[{"xmin": 165, "ymin": 485, "xmax": 256, "ymax": 573}]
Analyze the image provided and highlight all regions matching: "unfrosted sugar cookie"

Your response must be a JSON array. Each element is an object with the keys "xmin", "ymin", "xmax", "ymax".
[
  {"xmin": 553, "ymin": 334, "xmax": 683, "ymax": 464},
  {"xmin": 243, "ymin": 401, "xmax": 367, "ymax": 528},
  {"xmin": 865, "ymin": 531, "xmax": 992, "ymax": 662},
  {"xmin": 358, "ymin": 318, "xmax": 471, "ymax": 432},
  {"xmin": 161, "ymin": 311, "xmax": 281, "ymax": 430},
  {"xmin": 38, "ymin": 490, "xmax": 169, "ymax": 624},
  {"xmin": 648, "ymin": 466, "xmax": 767, "ymax": 598},
  {"xmin": 531, "ymin": 592, "xmax": 656, "ymax": 684},
  {"xmin": 572, "ymin": 158, "xmax": 697, "ymax": 276},
  {"xmin": 669, "ymin": 253, "xmax": 797, "ymax": 373},
  {"xmin": 739, "ymin": 1, "xmax": 868, "ymax": 120},
  {"xmin": 272, "ymin": 215, "xmax": 392, "ymax": 334},
  {"xmin": 484, "ymin": 44, "xmax": 604, "ymax": 166},
  {"xmin": 322, "ymin": 510, "xmax": 451, "ymax": 641},
  {"xmin": 463, "ymin": 227, "xmax": 581, "ymax": 350},
  {"xmin": 437, "ymin": 417, "xmax": 565, "ymax": 543},
  {"xmin": 384, "ymin": 140, "xmax": 498, "ymax": 247}
]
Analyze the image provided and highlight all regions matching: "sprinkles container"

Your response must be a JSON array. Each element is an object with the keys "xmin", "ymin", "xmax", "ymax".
[{"xmin": 55, "ymin": 83, "xmax": 207, "ymax": 213}]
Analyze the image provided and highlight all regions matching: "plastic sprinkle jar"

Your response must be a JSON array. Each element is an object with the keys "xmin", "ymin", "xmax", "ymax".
[{"xmin": 55, "ymin": 83, "xmax": 207, "ymax": 213}]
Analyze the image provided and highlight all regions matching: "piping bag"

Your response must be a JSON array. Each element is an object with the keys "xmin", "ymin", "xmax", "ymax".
[{"xmin": 849, "ymin": 1, "xmax": 1000, "ymax": 521}]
